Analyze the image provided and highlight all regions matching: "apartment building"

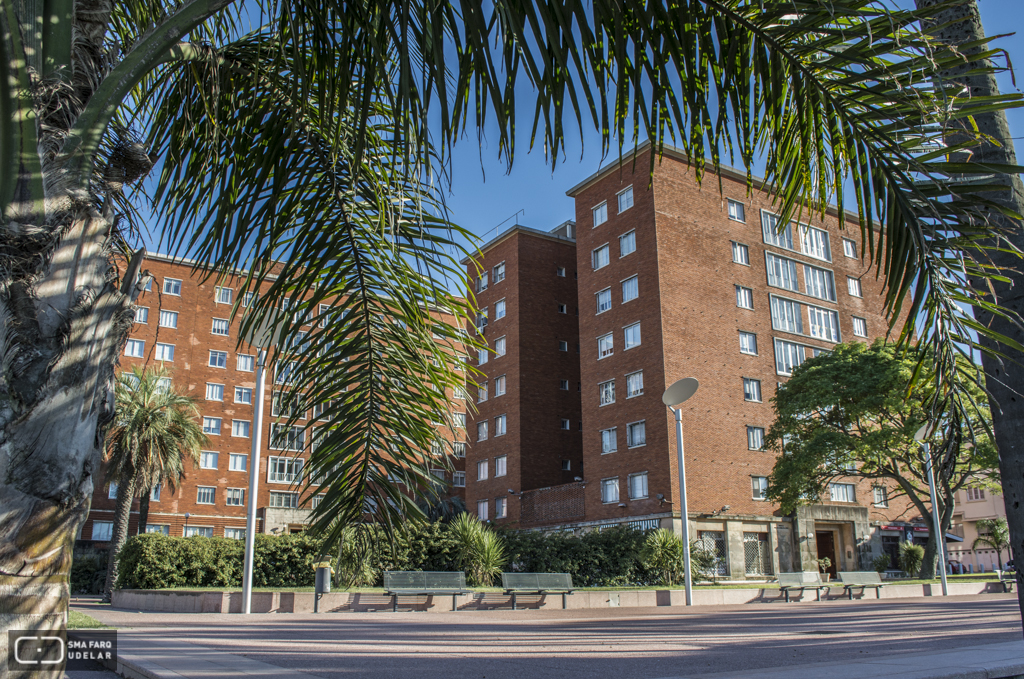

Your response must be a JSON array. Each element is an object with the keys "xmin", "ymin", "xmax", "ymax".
[
  {"xmin": 463, "ymin": 222, "xmax": 584, "ymax": 525},
  {"xmin": 949, "ymin": 486, "xmax": 1009, "ymax": 572},
  {"xmin": 81, "ymin": 255, "xmax": 465, "ymax": 544}
]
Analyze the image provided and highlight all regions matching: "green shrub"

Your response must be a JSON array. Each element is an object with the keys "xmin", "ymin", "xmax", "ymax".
[
  {"xmin": 872, "ymin": 553, "xmax": 891, "ymax": 574},
  {"xmin": 71, "ymin": 555, "xmax": 106, "ymax": 594},
  {"xmin": 898, "ymin": 541, "xmax": 925, "ymax": 577}
]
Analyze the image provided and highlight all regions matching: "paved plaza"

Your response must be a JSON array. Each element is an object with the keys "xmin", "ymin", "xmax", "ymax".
[{"xmin": 74, "ymin": 593, "xmax": 1024, "ymax": 679}]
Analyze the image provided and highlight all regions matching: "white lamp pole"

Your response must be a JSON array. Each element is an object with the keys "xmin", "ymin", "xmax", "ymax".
[
  {"xmin": 242, "ymin": 347, "xmax": 268, "ymax": 614},
  {"xmin": 915, "ymin": 423, "xmax": 948, "ymax": 596},
  {"xmin": 663, "ymin": 378, "xmax": 699, "ymax": 606}
]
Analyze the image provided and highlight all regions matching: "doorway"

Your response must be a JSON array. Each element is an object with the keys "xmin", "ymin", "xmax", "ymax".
[{"xmin": 815, "ymin": 530, "xmax": 838, "ymax": 579}]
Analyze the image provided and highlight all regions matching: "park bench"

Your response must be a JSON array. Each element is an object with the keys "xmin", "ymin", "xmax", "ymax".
[
  {"xmin": 838, "ymin": 571, "xmax": 884, "ymax": 599},
  {"xmin": 777, "ymin": 572, "xmax": 830, "ymax": 603},
  {"xmin": 999, "ymin": 573, "xmax": 1016, "ymax": 593},
  {"xmin": 383, "ymin": 571, "xmax": 471, "ymax": 612},
  {"xmin": 501, "ymin": 573, "xmax": 576, "ymax": 610}
]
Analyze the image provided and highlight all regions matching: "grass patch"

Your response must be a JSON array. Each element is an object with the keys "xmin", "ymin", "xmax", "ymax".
[{"xmin": 68, "ymin": 610, "xmax": 109, "ymax": 629}]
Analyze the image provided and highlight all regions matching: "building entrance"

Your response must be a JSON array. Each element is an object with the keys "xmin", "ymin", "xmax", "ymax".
[{"xmin": 815, "ymin": 530, "xmax": 838, "ymax": 579}]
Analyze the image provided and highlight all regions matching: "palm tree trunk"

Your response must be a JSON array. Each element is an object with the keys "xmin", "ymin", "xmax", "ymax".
[
  {"xmin": 137, "ymin": 487, "xmax": 151, "ymax": 535},
  {"xmin": 104, "ymin": 475, "xmax": 137, "ymax": 598},
  {"xmin": 915, "ymin": 0, "xmax": 1024, "ymax": 632}
]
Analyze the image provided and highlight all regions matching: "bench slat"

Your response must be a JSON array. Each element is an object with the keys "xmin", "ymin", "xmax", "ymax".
[
  {"xmin": 384, "ymin": 571, "xmax": 467, "ymax": 591},
  {"xmin": 837, "ymin": 571, "xmax": 884, "ymax": 586}
]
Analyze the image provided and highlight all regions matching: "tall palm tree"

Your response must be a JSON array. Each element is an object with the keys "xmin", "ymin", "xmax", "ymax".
[
  {"xmin": 973, "ymin": 518, "xmax": 1011, "ymax": 571},
  {"xmin": 102, "ymin": 367, "xmax": 205, "ymax": 598},
  {"xmin": 1, "ymin": 2, "xmax": 1022, "ymax": 670}
]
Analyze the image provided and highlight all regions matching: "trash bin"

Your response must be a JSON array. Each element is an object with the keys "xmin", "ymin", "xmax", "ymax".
[{"xmin": 315, "ymin": 566, "xmax": 331, "ymax": 612}]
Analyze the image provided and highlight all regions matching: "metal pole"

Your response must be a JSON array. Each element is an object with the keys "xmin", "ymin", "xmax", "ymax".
[
  {"xmin": 674, "ymin": 407, "xmax": 693, "ymax": 606},
  {"xmin": 242, "ymin": 348, "xmax": 267, "ymax": 614},
  {"xmin": 922, "ymin": 441, "xmax": 948, "ymax": 596}
]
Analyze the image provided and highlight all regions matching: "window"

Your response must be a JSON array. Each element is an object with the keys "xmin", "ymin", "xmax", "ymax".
[
  {"xmin": 125, "ymin": 339, "xmax": 144, "ymax": 358},
  {"xmin": 91, "ymin": 521, "xmax": 113, "ymax": 541},
  {"xmin": 593, "ymin": 201, "xmax": 608, "ymax": 227},
  {"xmin": 801, "ymin": 225, "xmax": 831, "ymax": 261},
  {"xmin": 749, "ymin": 475, "xmax": 769, "ymax": 500},
  {"xmin": 495, "ymin": 496, "xmax": 507, "ymax": 519},
  {"xmin": 214, "ymin": 286, "xmax": 233, "ymax": 305},
  {"xmin": 843, "ymin": 238, "xmax": 858, "ymax": 259},
  {"xmin": 268, "ymin": 491, "xmax": 299, "ymax": 508},
  {"xmin": 766, "ymin": 253, "xmax": 800, "ymax": 292},
  {"xmin": 561, "ymin": 460, "xmax": 571, "ymax": 471},
  {"xmin": 732, "ymin": 241, "xmax": 749, "ymax": 265},
  {"xmin": 243, "ymin": 292, "xmax": 256, "ymax": 307},
  {"xmin": 739, "ymin": 331, "xmax": 758, "ymax": 355},
  {"xmin": 493, "ymin": 261, "xmax": 506, "ymax": 282},
  {"xmin": 478, "ymin": 382, "xmax": 488, "ymax": 403},
  {"xmin": 627, "ymin": 421, "xmax": 646, "ymax": 448},
  {"xmin": 555, "ymin": 418, "xmax": 568, "ymax": 430},
  {"xmin": 829, "ymin": 483, "xmax": 856, "ymax": 503},
  {"xmin": 477, "ymin": 421, "xmax": 488, "ymax": 442},
  {"xmin": 622, "ymin": 275, "xmax": 638, "ymax": 303},
  {"xmin": 477, "ymin": 271, "xmax": 489, "ymax": 292},
  {"xmin": 743, "ymin": 378, "xmax": 762, "ymax": 402},
  {"xmin": 761, "ymin": 212, "xmax": 794, "ymax": 250},
  {"xmin": 134, "ymin": 307, "xmax": 149, "ymax": 324},
  {"xmin": 163, "ymin": 278, "xmax": 182, "ymax": 295},
  {"xmin": 453, "ymin": 442, "xmax": 467, "ymax": 458},
  {"xmin": 155, "ymin": 343, "xmax": 174, "ymax": 361},
  {"xmin": 626, "ymin": 371, "xmax": 644, "ymax": 398},
  {"xmin": 736, "ymin": 286, "xmax": 754, "ymax": 309},
  {"xmin": 728, "ymin": 199, "xmax": 746, "ymax": 222},
  {"xmin": 237, "ymin": 354, "xmax": 254, "ymax": 372},
  {"xmin": 229, "ymin": 453, "xmax": 247, "ymax": 472},
  {"xmin": 601, "ymin": 428, "xmax": 618, "ymax": 453},
  {"xmin": 852, "ymin": 316, "xmax": 868, "ymax": 338},
  {"xmin": 495, "ymin": 455, "xmax": 507, "ymax": 477},
  {"xmin": 745, "ymin": 426, "xmax": 765, "ymax": 450},
  {"xmin": 150, "ymin": 485, "xmax": 161, "ymax": 501},
  {"xmin": 478, "ymin": 347, "xmax": 489, "ymax": 365},
  {"xmin": 628, "ymin": 472, "xmax": 648, "ymax": 500},
  {"xmin": 620, "ymin": 230, "xmax": 636, "ymax": 257},
  {"xmin": 205, "ymin": 383, "xmax": 224, "ymax": 401},
  {"xmin": 454, "ymin": 471, "xmax": 466, "ymax": 487},
  {"xmin": 494, "ymin": 336, "xmax": 506, "ymax": 357},
  {"xmin": 268, "ymin": 456, "xmax": 304, "ymax": 483},
  {"xmin": 804, "ymin": 265, "xmax": 836, "ymax": 301},
  {"xmin": 225, "ymin": 488, "xmax": 245, "ymax": 506},
  {"xmin": 477, "ymin": 460, "xmax": 488, "ymax": 481},
  {"xmin": 455, "ymin": 413, "xmax": 467, "ymax": 428},
  {"xmin": 495, "ymin": 299, "xmax": 506, "ymax": 319},
  {"xmin": 592, "ymin": 244, "xmax": 610, "ymax": 270},
  {"xmin": 624, "ymin": 323, "xmax": 641, "ymax": 350},
  {"xmin": 494, "ymin": 414, "xmax": 507, "ymax": 437},
  {"xmin": 475, "ymin": 309, "xmax": 488, "ymax": 331},
  {"xmin": 599, "ymin": 380, "xmax": 615, "ymax": 406},
  {"xmin": 232, "ymin": 420, "xmax": 251, "ymax": 438},
  {"xmin": 557, "ymin": 303, "xmax": 567, "ymax": 314},
  {"xmin": 146, "ymin": 525, "xmax": 170, "ymax": 535},
  {"xmin": 156, "ymin": 377, "xmax": 171, "ymax": 392},
  {"xmin": 477, "ymin": 500, "xmax": 489, "ymax": 520},
  {"xmin": 598, "ymin": 333, "xmax": 614, "ymax": 359},
  {"xmin": 847, "ymin": 276, "xmax": 863, "ymax": 298},
  {"xmin": 770, "ymin": 296, "xmax": 803, "ymax": 334},
  {"xmin": 234, "ymin": 387, "xmax": 252, "ymax": 404},
  {"xmin": 873, "ymin": 486, "xmax": 889, "ymax": 507},
  {"xmin": 617, "ymin": 186, "xmax": 634, "ymax": 212},
  {"xmin": 185, "ymin": 526, "xmax": 214, "ymax": 538},
  {"xmin": 196, "ymin": 486, "xmax": 216, "ymax": 504},
  {"xmin": 270, "ymin": 424, "xmax": 305, "ymax": 451},
  {"xmin": 108, "ymin": 483, "xmax": 118, "ymax": 499},
  {"xmin": 211, "ymin": 318, "xmax": 230, "ymax": 336},
  {"xmin": 209, "ymin": 350, "xmax": 227, "ymax": 368},
  {"xmin": 807, "ymin": 306, "xmax": 840, "ymax": 342},
  {"xmin": 494, "ymin": 375, "xmax": 506, "ymax": 396},
  {"xmin": 558, "ymin": 340, "xmax": 568, "ymax": 352},
  {"xmin": 596, "ymin": 288, "xmax": 612, "ymax": 313},
  {"xmin": 559, "ymin": 379, "xmax": 569, "ymax": 390},
  {"xmin": 224, "ymin": 527, "xmax": 246, "ymax": 540},
  {"xmin": 556, "ymin": 266, "xmax": 566, "ymax": 277},
  {"xmin": 966, "ymin": 487, "xmax": 986, "ymax": 501},
  {"xmin": 601, "ymin": 478, "xmax": 619, "ymax": 503},
  {"xmin": 202, "ymin": 418, "xmax": 221, "ymax": 435},
  {"xmin": 774, "ymin": 338, "xmax": 806, "ymax": 375}
]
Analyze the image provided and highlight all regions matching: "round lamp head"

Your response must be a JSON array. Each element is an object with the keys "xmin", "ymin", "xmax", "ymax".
[
  {"xmin": 663, "ymin": 377, "xmax": 699, "ymax": 407},
  {"xmin": 914, "ymin": 422, "xmax": 936, "ymax": 442}
]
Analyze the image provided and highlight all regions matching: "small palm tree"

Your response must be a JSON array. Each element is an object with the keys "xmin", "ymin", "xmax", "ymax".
[
  {"xmin": 973, "ymin": 518, "xmax": 1011, "ymax": 570},
  {"xmin": 102, "ymin": 367, "xmax": 206, "ymax": 597},
  {"xmin": 450, "ymin": 513, "xmax": 506, "ymax": 586}
]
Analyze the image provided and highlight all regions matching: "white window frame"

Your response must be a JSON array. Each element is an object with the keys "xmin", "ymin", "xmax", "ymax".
[
  {"xmin": 598, "ymin": 333, "xmax": 614, "ymax": 359},
  {"xmin": 739, "ymin": 331, "xmax": 758, "ymax": 356},
  {"xmin": 495, "ymin": 455, "xmax": 507, "ymax": 477},
  {"xmin": 232, "ymin": 420, "xmax": 251, "ymax": 438},
  {"xmin": 601, "ymin": 477, "xmax": 620, "ymax": 504},
  {"xmin": 560, "ymin": 418, "xmax": 571, "ymax": 430},
  {"xmin": 617, "ymin": 186, "xmax": 634, "ymax": 213},
  {"xmin": 495, "ymin": 496, "xmax": 507, "ymax": 519},
  {"xmin": 91, "ymin": 521, "xmax": 113, "ymax": 541},
  {"xmin": 843, "ymin": 238, "xmax": 858, "ymax": 259},
  {"xmin": 202, "ymin": 418, "xmax": 221, "ymax": 436},
  {"xmin": 237, "ymin": 354, "xmax": 255, "ymax": 372},
  {"xmin": 626, "ymin": 371, "xmax": 644, "ymax": 398},
  {"xmin": 558, "ymin": 340, "xmax": 568, "ymax": 352},
  {"xmin": 847, "ymin": 276, "xmax": 863, "ymax": 298},
  {"xmin": 215, "ymin": 286, "xmax": 233, "ymax": 304},
  {"xmin": 770, "ymin": 295, "xmax": 804, "ymax": 335},
  {"xmin": 234, "ymin": 387, "xmax": 253, "ymax": 404},
  {"xmin": 155, "ymin": 343, "xmax": 175, "ymax": 362},
  {"xmin": 599, "ymin": 379, "xmax": 615, "ymax": 406},
  {"xmin": 134, "ymin": 306, "xmax": 149, "ymax": 324},
  {"xmin": 209, "ymin": 350, "xmax": 227, "ymax": 368},
  {"xmin": 225, "ymin": 488, "xmax": 245, "ymax": 506},
  {"xmin": 267, "ymin": 456, "xmax": 305, "ymax": 483},
  {"xmin": 752, "ymin": 476, "xmax": 769, "ymax": 500},
  {"xmin": 728, "ymin": 199, "xmax": 746, "ymax": 222},
  {"xmin": 494, "ymin": 375, "xmax": 506, "ymax": 396},
  {"xmin": 626, "ymin": 420, "xmax": 646, "ymax": 448},
  {"xmin": 628, "ymin": 472, "xmax": 649, "ymax": 500},
  {"xmin": 556, "ymin": 266, "xmax": 566, "ymax": 277},
  {"xmin": 807, "ymin": 305, "xmax": 841, "ymax": 343},
  {"xmin": 732, "ymin": 241, "xmax": 749, "ymax": 265},
  {"xmin": 196, "ymin": 486, "xmax": 216, "ymax": 505},
  {"xmin": 765, "ymin": 252, "xmax": 800, "ymax": 292},
  {"xmin": 593, "ymin": 201, "xmax": 608, "ymax": 228},
  {"xmin": 601, "ymin": 427, "xmax": 617, "ymax": 454},
  {"xmin": 493, "ymin": 261, "xmax": 506, "ymax": 282},
  {"xmin": 774, "ymin": 338, "xmax": 806, "ymax": 376},
  {"xmin": 211, "ymin": 318, "xmax": 230, "ymax": 336},
  {"xmin": 592, "ymin": 243, "xmax": 610, "ymax": 270},
  {"xmin": 125, "ymin": 339, "xmax": 145, "ymax": 358},
  {"xmin": 162, "ymin": 278, "xmax": 182, "ymax": 295},
  {"xmin": 269, "ymin": 424, "xmax": 305, "ymax": 451},
  {"xmin": 494, "ymin": 414, "xmax": 507, "ymax": 437},
  {"xmin": 476, "ymin": 271, "xmax": 489, "ymax": 292},
  {"xmin": 804, "ymin": 264, "xmax": 837, "ymax": 302},
  {"xmin": 623, "ymin": 322, "xmax": 641, "ymax": 350},
  {"xmin": 619, "ymin": 230, "xmax": 636, "ymax": 257},
  {"xmin": 205, "ymin": 383, "xmax": 224, "ymax": 401},
  {"xmin": 829, "ymin": 483, "xmax": 856, "ymax": 503},
  {"xmin": 477, "ymin": 500, "xmax": 489, "ymax": 521},
  {"xmin": 743, "ymin": 378, "xmax": 762, "ymax": 403},
  {"xmin": 621, "ymin": 275, "xmax": 638, "ymax": 303},
  {"xmin": 229, "ymin": 453, "xmax": 248, "ymax": 472},
  {"xmin": 873, "ymin": 486, "xmax": 889, "ymax": 507},
  {"xmin": 596, "ymin": 288, "xmax": 612, "ymax": 314},
  {"xmin": 453, "ymin": 471, "xmax": 466, "ymax": 487},
  {"xmin": 494, "ymin": 336, "xmax": 506, "ymax": 357},
  {"xmin": 747, "ymin": 426, "xmax": 765, "ymax": 450},
  {"xmin": 736, "ymin": 285, "xmax": 754, "ymax": 310},
  {"xmin": 761, "ymin": 211, "xmax": 795, "ymax": 250},
  {"xmin": 268, "ymin": 491, "xmax": 299, "ymax": 508},
  {"xmin": 477, "ymin": 460, "xmax": 489, "ymax": 481},
  {"xmin": 852, "ymin": 316, "xmax": 868, "ymax": 338},
  {"xmin": 800, "ymin": 225, "xmax": 832, "ymax": 262},
  {"xmin": 495, "ymin": 299, "xmax": 506, "ymax": 320},
  {"xmin": 159, "ymin": 309, "xmax": 178, "ymax": 328},
  {"xmin": 477, "ymin": 421, "xmax": 488, "ymax": 442}
]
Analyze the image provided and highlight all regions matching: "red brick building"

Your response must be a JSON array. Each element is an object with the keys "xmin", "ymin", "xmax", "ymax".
[{"xmin": 81, "ymin": 254, "xmax": 465, "ymax": 544}]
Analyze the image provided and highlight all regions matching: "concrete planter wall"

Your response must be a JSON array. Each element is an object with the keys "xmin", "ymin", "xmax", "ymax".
[{"xmin": 110, "ymin": 580, "xmax": 1007, "ymax": 613}]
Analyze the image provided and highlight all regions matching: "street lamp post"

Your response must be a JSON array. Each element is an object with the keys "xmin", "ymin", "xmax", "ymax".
[
  {"xmin": 183, "ymin": 513, "xmax": 190, "ymax": 536},
  {"xmin": 662, "ymin": 378, "xmax": 700, "ymax": 606},
  {"xmin": 915, "ymin": 423, "xmax": 948, "ymax": 596}
]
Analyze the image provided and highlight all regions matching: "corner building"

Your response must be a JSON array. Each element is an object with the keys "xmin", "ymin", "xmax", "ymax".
[{"xmin": 470, "ymin": 143, "xmax": 921, "ymax": 579}]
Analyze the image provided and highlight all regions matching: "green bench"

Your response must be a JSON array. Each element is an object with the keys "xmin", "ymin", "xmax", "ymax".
[
  {"xmin": 999, "ymin": 574, "xmax": 1016, "ymax": 593},
  {"xmin": 838, "ymin": 571, "xmax": 884, "ymax": 599},
  {"xmin": 383, "ymin": 571, "xmax": 471, "ymax": 612},
  {"xmin": 777, "ymin": 572, "xmax": 830, "ymax": 602},
  {"xmin": 501, "ymin": 572, "xmax": 575, "ymax": 609}
]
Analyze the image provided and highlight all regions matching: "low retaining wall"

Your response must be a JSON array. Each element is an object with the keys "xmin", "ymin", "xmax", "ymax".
[{"xmin": 112, "ymin": 580, "xmax": 1008, "ymax": 613}]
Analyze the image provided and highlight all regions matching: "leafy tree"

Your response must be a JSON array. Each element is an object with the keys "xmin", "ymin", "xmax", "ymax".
[
  {"xmin": 450, "ymin": 513, "xmax": 507, "ymax": 586},
  {"xmin": 641, "ymin": 529, "xmax": 715, "ymax": 586},
  {"xmin": 765, "ymin": 341, "xmax": 998, "ymax": 579},
  {"xmin": 2, "ymin": 1, "xmax": 1021, "ymax": 668},
  {"xmin": 973, "ymin": 518, "xmax": 1011, "ymax": 570},
  {"xmin": 102, "ymin": 366, "xmax": 205, "ymax": 598}
]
